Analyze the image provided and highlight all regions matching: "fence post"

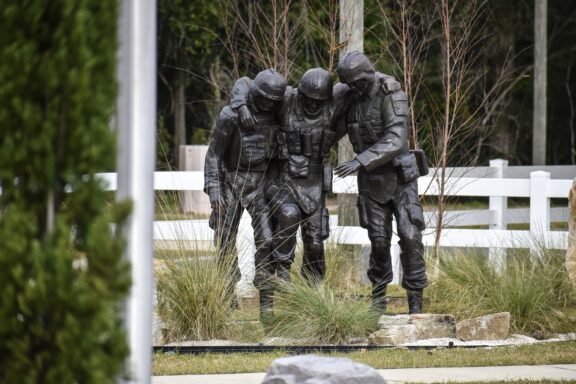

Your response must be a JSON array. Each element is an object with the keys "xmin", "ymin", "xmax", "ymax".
[
  {"xmin": 391, "ymin": 244, "xmax": 402, "ymax": 285},
  {"xmin": 237, "ymin": 210, "xmax": 256, "ymax": 295},
  {"xmin": 179, "ymin": 145, "xmax": 211, "ymax": 214},
  {"xmin": 530, "ymin": 171, "xmax": 551, "ymax": 251},
  {"xmin": 488, "ymin": 159, "xmax": 508, "ymax": 270}
]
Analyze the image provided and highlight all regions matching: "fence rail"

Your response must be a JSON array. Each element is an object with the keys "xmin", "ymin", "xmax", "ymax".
[
  {"xmin": 98, "ymin": 160, "xmax": 573, "ymax": 286},
  {"xmin": 98, "ymin": 161, "xmax": 573, "ymax": 243}
]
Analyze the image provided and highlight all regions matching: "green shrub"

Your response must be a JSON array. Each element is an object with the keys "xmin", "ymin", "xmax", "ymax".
[
  {"xmin": 0, "ymin": 2, "xmax": 130, "ymax": 383},
  {"xmin": 270, "ymin": 278, "xmax": 379, "ymax": 344},
  {"xmin": 429, "ymin": 247, "xmax": 574, "ymax": 335}
]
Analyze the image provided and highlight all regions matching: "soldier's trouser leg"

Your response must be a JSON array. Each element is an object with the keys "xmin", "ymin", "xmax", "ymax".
[
  {"xmin": 247, "ymin": 196, "xmax": 276, "ymax": 317},
  {"xmin": 393, "ymin": 180, "xmax": 428, "ymax": 313},
  {"xmin": 273, "ymin": 203, "xmax": 301, "ymax": 282},
  {"xmin": 212, "ymin": 197, "xmax": 243, "ymax": 301},
  {"xmin": 301, "ymin": 206, "xmax": 327, "ymax": 283},
  {"xmin": 215, "ymin": 199, "xmax": 242, "ymax": 278},
  {"xmin": 359, "ymin": 195, "xmax": 394, "ymax": 311}
]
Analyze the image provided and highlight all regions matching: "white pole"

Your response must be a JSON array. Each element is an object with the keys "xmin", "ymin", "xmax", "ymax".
[{"xmin": 117, "ymin": 0, "xmax": 157, "ymax": 382}]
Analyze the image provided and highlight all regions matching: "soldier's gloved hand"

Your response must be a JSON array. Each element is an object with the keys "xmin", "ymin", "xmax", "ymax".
[
  {"xmin": 238, "ymin": 105, "xmax": 255, "ymax": 130},
  {"xmin": 335, "ymin": 159, "xmax": 361, "ymax": 177},
  {"xmin": 383, "ymin": 77, "xmax": 401, "ymax": 93},
  {"xmin": 208, "ymin": 189, "xmax": 225, "ymax": 210}
]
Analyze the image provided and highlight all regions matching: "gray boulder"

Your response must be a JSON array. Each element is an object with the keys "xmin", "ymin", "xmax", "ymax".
[{"xmin": 261, "ymin": 355, "xmax": 386, "ymax": 384}]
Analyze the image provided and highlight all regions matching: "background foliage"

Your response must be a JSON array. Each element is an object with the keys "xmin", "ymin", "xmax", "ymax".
[{"xmin": 157, "ymin": 0, "xmax": 576, "ymax": 167}]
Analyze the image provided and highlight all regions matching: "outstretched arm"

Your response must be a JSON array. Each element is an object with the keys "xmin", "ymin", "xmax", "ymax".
[
  {"xmin": 204, "ymin": 108, "xmax": 235, "ymax": 208},
  {"xmin": 229, "ymin": 76, "xmax": 254, "ymax": 129}
]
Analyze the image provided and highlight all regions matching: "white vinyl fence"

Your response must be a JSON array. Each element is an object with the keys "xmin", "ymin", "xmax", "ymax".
[{"xmin": 98, "ymin": 159, "xmax": 574, "ymax": 286}]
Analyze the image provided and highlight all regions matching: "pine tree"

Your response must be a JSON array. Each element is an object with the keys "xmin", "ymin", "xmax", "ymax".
[{"xmin": 0, "ymin": 2, "xmax": 131, "ymax": 383}]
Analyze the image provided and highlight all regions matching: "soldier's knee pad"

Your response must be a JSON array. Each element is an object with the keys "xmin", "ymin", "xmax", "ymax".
[
  {"xmin": 278, "ymin": 204, "xmax": 301, "ymax": 229},
  {"xmin": 371, "ymin": 237, "xmax": 390, "ymax": 253},
  {"xmin": 306, "ymin": 241, "xmax": 324, "ymax": 256},
  {"xmin": 260, "ymin": 237, "xmax": 275, "ymax": 253},
  {"xmin": 399, "ymin": 234, "xmax": 423, "ymax": 253}
]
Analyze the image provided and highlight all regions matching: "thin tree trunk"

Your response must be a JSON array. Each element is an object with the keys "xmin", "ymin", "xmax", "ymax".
[
  {"xmin": 432, "ymin": 0, "xmax": 452, "ymax": 279},
  {"xmin": 338, "ymin": 0, "xmax": 363, "ymax": 226},
  {"xmin": 174, "ymin": 70, "xmax": 186, "ymax": 167},
  {"xmin": 533, "ymin": 0, "xmax": 547, "ymax": 165}
]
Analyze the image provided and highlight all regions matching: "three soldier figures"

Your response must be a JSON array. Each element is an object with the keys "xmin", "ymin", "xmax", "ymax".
[{"xmin": 204, "ymin": 52, "xmax": 428, "ymax": 320}]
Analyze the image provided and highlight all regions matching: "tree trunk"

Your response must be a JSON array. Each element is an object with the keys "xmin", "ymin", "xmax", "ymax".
[
  {"xmin": 174, "ymin": 70, "xmax": 186, "ymax": 167},
  {"xmin": 533, "ymin": 0, "xmax": 547, "ymax": 165},
  {"xmin": 338, "ymin": 0, "xmax": 363, "ymax": 226}
]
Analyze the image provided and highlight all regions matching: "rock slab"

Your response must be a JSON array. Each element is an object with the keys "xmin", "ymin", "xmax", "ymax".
[
  {"xmin": 378, "ymin": 314, "xmax": 410, "ymax": 328},
  {"xmin": 369, "ymin": 325, "xmax": 418, "ymax": 345},
  {"xmin": 261, "ymin": 355, "xmax": 386, "ymax": 384},
  {"xmin": 456, "ymin": 312, "xmax": 510, "ymax": 341},
  {"xmin": 410, "ymin": 314, "xmax": 456, "ymax": 339},
  {"xmin": 374, "ymin": 314, "xmax": 456, "ymax": 344}
]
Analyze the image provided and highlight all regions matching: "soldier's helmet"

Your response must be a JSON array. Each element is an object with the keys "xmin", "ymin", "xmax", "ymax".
[
  {"xmin": 298, "ymin": 68, "xmax": 333, "ymax": 100},
  {"xmin": 250, "ymin": 69, "xmax": 287, "ymax": 101},
  {"xmin": 337, "ymin": 51, "xmax": 375, "ymax": 85}
]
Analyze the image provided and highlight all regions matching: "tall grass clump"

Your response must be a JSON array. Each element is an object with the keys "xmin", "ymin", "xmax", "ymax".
[
  {"xmin": 271, "ymin": 277, "xmax": 379, "ymax": 344},
  {"xmin": 155, "ymin": 191, "xmax": 237, "ymax": 341},
  {"xmin": 156, "ymin": 246, "xmax": 237, "ymax": 341},
  {"xmin": 429, "ymin": 246, "xmax": 574, "ymax": 335},
  {"xmin": 323, "ymin": 243, "xmax": 368, "ymax": 294}
]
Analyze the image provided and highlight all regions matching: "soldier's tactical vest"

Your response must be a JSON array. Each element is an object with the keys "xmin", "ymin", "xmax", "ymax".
[
  {"xmin": 277, "ymin": 100, "xmax": 335, "ymax": 178},
  {"xmin": 347, "ymin": 90, "xmax": 389, "ymax": 154},
  {"xmin": 237, "ymin": 112, "xmax": 278, "ymax": 172},
  {"xmin": 347, "ymin": 88, "xmax": 408, "ymax": 204}
]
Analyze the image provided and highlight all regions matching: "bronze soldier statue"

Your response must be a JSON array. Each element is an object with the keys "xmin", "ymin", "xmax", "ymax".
[
  {"xmin": 230, "ymin": 68, "xmax": 356, "ymax": 282},
  {"xmin": 230, "ymin": 68, "xmax": 339, "ymax": 284},
  {"xmin": 230, "ymin": 68, "xmax": 401, "ymax": 286},
  {"xmin": 204, "ymin": 69, "xmax": 287, "ymax": 318},
  {"xmin": 269, "ymin": 68, "xmax": 337, "ymax": 283},
  {"xmin": 334, "ymin": 51, "xmax": 428, "ymax": 314}
]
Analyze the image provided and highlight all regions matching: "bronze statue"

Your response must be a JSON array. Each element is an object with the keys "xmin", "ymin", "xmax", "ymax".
[
  {"xmin": 205, "ymin": 60, "xmax": 419, "ymax": 318},
  {"xmin": 334, "ymin": 51, "xmax": 428, "ymax": 314},
  {"xmin": 204, "ymin": 69, "xmax": 287, "ymax": 317},
  {"xmin": 230, "ymin": 68, "xmax": 342, "ymax": 285}
]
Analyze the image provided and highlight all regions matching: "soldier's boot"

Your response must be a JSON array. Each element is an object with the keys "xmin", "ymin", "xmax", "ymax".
[
  {"xmin": 371, "ymin": 285, "xmax": 387, "ymax": 314},
  {"xmin": 407, "ymin": 289, "xmax": 424, "ymax": 314},
  {"xmin": 301, "ymin": 240, "xmax": 325, "ymax": 284},
  {"xmin": 259, "ymin": 289, "xmax": 274, "ymax": 322},
  {"xmin": 275, "ymin": 260, "xmax": 292, "ymax": 284}
]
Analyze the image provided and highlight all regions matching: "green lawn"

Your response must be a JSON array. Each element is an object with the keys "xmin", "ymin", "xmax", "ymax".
[{"xmin": 153, "ymin": 341, "xmax": 576, "ymax": 375}]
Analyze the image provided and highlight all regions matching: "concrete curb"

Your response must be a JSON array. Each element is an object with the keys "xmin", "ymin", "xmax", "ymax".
[{"xmin": 152, "ymin": 364, "xmax": 576, "ymax": 383}]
